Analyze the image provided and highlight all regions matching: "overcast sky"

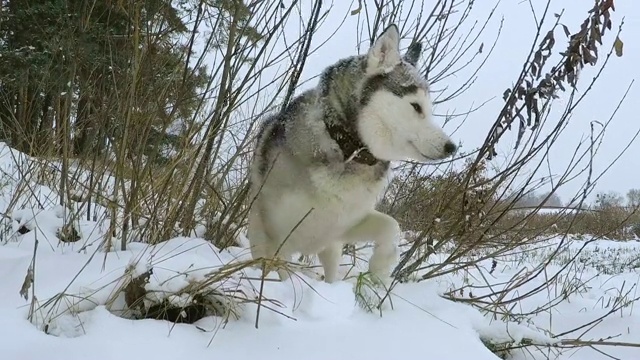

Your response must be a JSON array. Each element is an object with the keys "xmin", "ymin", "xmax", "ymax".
[{"xmin": 271, "ymin": 0, "xmax": 638, "ymax": 204}]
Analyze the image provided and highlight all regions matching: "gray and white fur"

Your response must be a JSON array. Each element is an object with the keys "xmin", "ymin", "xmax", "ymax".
[{"xmin": 247, "ymin": 24, "xmax": 456, "ymax": 283}]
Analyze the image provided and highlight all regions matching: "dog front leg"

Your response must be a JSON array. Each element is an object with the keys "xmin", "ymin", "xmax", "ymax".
[
  {"xmin": 318, "ymin": 243, "xmax": 342, "ymax": 283},
  {"xmin": 248, "ymin": 209, "xmax": 292, "ymax": 282},
  {"xmin": 344, "ymin": 211, "xmax": 400, "ymax": 282}
]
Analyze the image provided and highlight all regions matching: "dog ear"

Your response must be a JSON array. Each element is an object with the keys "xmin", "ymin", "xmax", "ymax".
[
  {"xmin": 367, "ymin": 24, "xmax": 401, "ymax": 73},
  {"xmin": 403, "ymin": 41, "xmax": 422, "ymax": 66}
]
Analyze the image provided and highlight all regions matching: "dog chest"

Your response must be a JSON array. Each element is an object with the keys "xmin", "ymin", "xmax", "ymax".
[{"xmin": 261, "ymin": 167, "xmax": 388, "ymax": 252}]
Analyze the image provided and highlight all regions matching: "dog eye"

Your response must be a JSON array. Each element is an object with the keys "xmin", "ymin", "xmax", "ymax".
[{"xmin": 410, "ymin": 102, "xmax": 422, "ymax": 114}]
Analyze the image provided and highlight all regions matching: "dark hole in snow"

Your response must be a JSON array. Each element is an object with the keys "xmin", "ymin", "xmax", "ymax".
[
  {"xmin": 123, "ymin": 268, "xmax": 229, "ymax": 324},
  {"xmin": 58, "ymin": 225, "xmax": 81, "ymax": 243},
  {"xmin": 145, "ymin": 299, "xmax": 209, "ymax": 324},
  {"xmin": 17, "ymin": 225, "xmax": 30, "ymax": 235}
]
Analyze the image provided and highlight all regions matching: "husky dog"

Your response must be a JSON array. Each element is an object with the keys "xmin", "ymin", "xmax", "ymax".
[{"xmin": 247, "ymin": 24, "xmax": 456, "ymax": 283}]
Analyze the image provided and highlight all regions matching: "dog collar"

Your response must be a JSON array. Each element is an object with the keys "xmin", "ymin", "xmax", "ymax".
[{"xmin": 324, "ymin": 121, "xmax": 381, "ymax": 166}]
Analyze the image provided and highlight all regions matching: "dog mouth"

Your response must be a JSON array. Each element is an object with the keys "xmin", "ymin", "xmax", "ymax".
[{"xmin": 409, "ymin": 141, "xmax": 445, "ymax": 162}]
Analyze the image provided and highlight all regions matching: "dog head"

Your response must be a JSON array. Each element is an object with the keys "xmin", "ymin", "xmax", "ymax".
[{"xmin": 357, "ymin": 24, "xmax": 457, "ymax": 163}]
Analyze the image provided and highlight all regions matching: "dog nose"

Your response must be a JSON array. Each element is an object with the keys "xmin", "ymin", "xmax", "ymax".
[{"xmin": 443, "ymin": 141, "xmax": 457, "ymax": 156}]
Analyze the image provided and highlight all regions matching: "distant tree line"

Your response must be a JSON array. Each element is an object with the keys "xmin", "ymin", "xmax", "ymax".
[{"xmin": 509, "ymin": 191, "xmax": 564, "ymax": 209}]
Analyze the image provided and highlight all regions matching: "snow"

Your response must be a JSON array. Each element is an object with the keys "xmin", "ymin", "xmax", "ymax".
[
  {"xmin": 0, "ymin": 141, "xmax": 639, "ymax": 360},
  {"xmin": 0, "ymin": 235, "xmax": 500, "ymax": 360}
]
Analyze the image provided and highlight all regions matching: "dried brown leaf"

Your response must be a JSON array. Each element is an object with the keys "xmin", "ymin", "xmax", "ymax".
[
  {"xmin": 502, "ymin": 88, "xmax": 511, "ymax": 101},
  {"xmin": 350, "ymin": 0, "xmax": 362, "ymax": 15},
  {"xmin": 614, "ymin": 36, "xmax": 623, "ymax": 57},
  {"xmin": 19, "ymin": 267, "xmax": 34, "ymax": 301}
]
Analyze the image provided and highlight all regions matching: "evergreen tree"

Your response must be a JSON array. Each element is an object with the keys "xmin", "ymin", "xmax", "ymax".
[{"xmin": 0, "ymin": 0, "xmax": 212, "ymax": 163}]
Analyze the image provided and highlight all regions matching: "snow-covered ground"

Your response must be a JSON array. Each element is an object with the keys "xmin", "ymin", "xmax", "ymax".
[{"xmin": 1, "ymin": 142, "xmax": 639, "ymax": 360}]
